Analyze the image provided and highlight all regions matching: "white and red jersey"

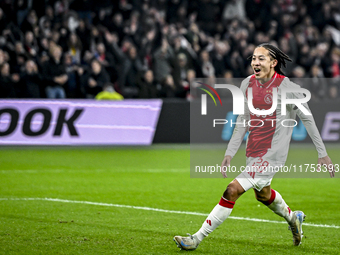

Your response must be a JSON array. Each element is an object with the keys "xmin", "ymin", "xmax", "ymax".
[{"xmin": 225, "ymin": 72, "xmax": 327, "ymax": 164}]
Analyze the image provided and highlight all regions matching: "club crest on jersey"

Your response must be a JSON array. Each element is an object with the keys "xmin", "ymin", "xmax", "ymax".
[{"xmin": 264, "ymin": 94, "xmax": 273, "ymax": 104}]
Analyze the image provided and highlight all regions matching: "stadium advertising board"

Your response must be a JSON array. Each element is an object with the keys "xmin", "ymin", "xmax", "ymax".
[{"xmin": 0, "ymin": 99, "xmax": 162, "ymax": 145}]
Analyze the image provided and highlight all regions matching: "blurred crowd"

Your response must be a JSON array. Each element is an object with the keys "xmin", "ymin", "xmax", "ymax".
[{"xmin": 0, "ymin": 0, "xmax": 339, "ymax": 100}]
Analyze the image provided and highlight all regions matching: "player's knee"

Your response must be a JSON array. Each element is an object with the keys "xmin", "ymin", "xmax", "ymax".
[
  {"xmin": 223, "ymin": 184, "xmax": 240, "ymax": 200},
  {"xmin": 255, "ymin": 193, "xmax": 269, "ymax": 203}
]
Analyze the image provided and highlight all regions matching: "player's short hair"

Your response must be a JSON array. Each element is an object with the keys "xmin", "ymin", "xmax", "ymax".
[{"xmin": 249, "ymin": 43, "xmax": 292, "ymax": 75}]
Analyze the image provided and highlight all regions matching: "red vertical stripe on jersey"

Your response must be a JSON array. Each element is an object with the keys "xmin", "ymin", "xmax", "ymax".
[
  {"xmin": 246, "ymin": 72, "xmax": 285, "ymax": 158},
  {"xmin": 219, "ymin": 197, "xmax": 235, "ymax": 208}
]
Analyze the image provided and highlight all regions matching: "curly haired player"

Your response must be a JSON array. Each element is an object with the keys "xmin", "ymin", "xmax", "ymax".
[{"xmin": 174, "ymin": 43, "xmax": 335, "ymax": 250}]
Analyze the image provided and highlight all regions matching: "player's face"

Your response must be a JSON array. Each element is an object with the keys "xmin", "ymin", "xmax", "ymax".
[{"xmin": 251, "ymin": 47, "xmax": 277, "ymax": 83}]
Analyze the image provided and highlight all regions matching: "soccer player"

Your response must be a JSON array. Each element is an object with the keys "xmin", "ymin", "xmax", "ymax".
[{"xmin": 173, "ymin": 43, "xmax": 335, "ymax": 250}]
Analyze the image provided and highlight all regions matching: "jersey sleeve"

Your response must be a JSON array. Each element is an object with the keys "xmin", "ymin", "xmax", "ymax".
[
  {"xmin": 225, "ymin": 78, "xmax": 250, "ymax": 158},
  {"xmin": 286, "ymin": 82, "xmax": 328, "ymax": 158}
]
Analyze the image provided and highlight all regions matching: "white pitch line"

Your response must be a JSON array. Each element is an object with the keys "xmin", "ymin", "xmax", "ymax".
[
  {"xmin": 0, "ymin": 169, "xmax": 65, "ymax": 174},
  {"xmin": 0, "ymin": 168, "xmax": 187, "ymax": 174},
  {"xmin": 0, "ymin": 197, "xmax": 339, "ymax": 229}
]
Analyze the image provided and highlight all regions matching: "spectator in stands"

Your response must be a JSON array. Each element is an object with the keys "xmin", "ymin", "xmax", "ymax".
[
  {"xmin": 24, "ymin": 31, "xmax": 38, "ymax": 58},
  {"xmin": 175, "ymin": 53, "xmax": 190, "ymax": 81},
  {"xmin": 39, "ymin": 6, "xmax": 55, "ymax": 35},
  {"xmin": 223, "ymin": 0, "xmax": 246, "ymax": 21},
  {"xmin": 11, "ymin": 42, "xmax": 27, "ymax": 76},
  {"xmin": 0, "ymin": 49, "xmax": 5, "ymax": 67},
  {"xmin": 324, "ymin": 47, "xmax": 340, "ymax": 78},
  {"xmin": 85, "ymin": 58, "xmax": 110, "ymax": 98},
  {"xmin": 314, "ymin": 43, "xmax": 329, "ymax": 75},
  {"xmin": 137, "ymin": 69, "xmax": 158, "ymax": 98},
  {"xmin": 64, "ymin": 53, "xmax": 84, "ymax": 98},
  {"xmin": 105, "ymin": 13, "xmax": 124, "ymax": 43},
  {"xmin": 122, "ymin": 45, "xmax": 146, "ymax": 97},
  {"xmin": 16, "ymin": 0, "xmax": 32, "ymax": 27},
  {"xmin": 69, "ymin": 0, "xmax": 93, "ymax": 24},
  {"xmin": 95, "ymin": 83, "xmax": 124, "ymax": 100},
  {"xmin": 278, "ymin": 37, "xmax": 297, "ymax": 76},
  {"xmin": 227, "ymin": 50, "xmax": 245, "ymax": 77},
  {"xmin": 0, "ymin": 8, "xmax": 7, "ymax": 35},
  {"xmin": 291, "ymin": 65, "xmax": 307, "ymax": 88},
  {"xmin": 195, "ymin": 0, "xmax": 220, "ymax": 34},
  {"xmin": 94, "ymin": 42, "xmax": 116, "ymax": 83},
  {"xmin": 184, "ymin": 69, "xmax": 196, "ymax": 100},
  {"xmin": 173, "ymin": 36, "xmax": 194, "ymax": 70},
  {"xmin": 21, "ymin": 9, "xmax": 38, "ymax": 33},
  {"xmin": 211, "ymin": 41, "xmax": 229, "ymax": 78},
  {"xmin": 37, "ymin": 37, "xmax": 50, "ymax": 57},
  {"xmin": 67, "ymin": 33, "xmax": 82, "ymax": 64},
  {"xmin": 0, "ymin": 0, "xmax": 339, "ymax": 101},
  {"xmin": 50, "ymin": 30, "xmax": 61, "ymax": 45},
  {"xmin": 199, "ymin": 50, "xmax": 215, "ymax": 78},
  {"xmin": 187, "ymin": 69, "xmax": 196, "ymax": 83},
  {"xmin": 58, "ymin": 21, "xmax": 70, "ymax": 52},
  {"xmin": 173, "ymin": 53, "xmax": 193, "ymax": 98},
  {"xmin": 107, "ymin": 32, "xmax": 146, "ymax": 97},
  {"xmin": 13, "ymin": 41, "xmax": 27, "ymax": 60},
  {"xmin": 296, "ymin": 44, "xmax": 314, "ymax": 72},
  {"xmin": 0, "ymin": 63, "xmax": 16, "ymax": 98},
  {"xmin": 185, "ymin": 23, "xmax": 204, "ymax": 54},
  {"xmin": 38, "ymin": 51, "xmax": 49, "ymax": 71},
  {"xmin": 95, "ymin": 43, "xmax": 114, "ymax": 68},
  {"xmin": 309, "ymin": 65, "xmax": 328, "ymax": 100},
  {"xmin": 89, "ymin": 26, "xmax": 103, "ymax": 53},
  {"xmin": 160, "ymin": 74, "xmax": 177, "ymax": 98},
  {"xmin": 42, "ymin": 45, "xmax": 68, "ymax": 99},
  {"xmin": 153, "ymin": 38, "xmax": 175, "ymax": 84},
  {"xmin": 54, "ymin": 0, "xmax": 70, "ymax": 18},
  {"xmin": 21, "ymin": 59, "xmax": 42, "ymax": 98},
  {"xmin": 76, "ymin": 19, "xmax": 91, "ymax": 56}
]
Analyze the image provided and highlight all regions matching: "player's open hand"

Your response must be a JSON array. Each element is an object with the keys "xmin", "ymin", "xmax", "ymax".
[
  {"xmin": 221, "ymin": 155, "xmax": 232, "ymax": 178},
  {"xmin": 317, "ymin": 156, "xmax": 335, "ymax": 178}
]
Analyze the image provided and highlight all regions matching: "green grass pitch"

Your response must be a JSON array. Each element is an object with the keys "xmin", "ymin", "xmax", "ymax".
[{"xmin": 0, "ymin": 144, "xmax": 339, "ymax": 254}]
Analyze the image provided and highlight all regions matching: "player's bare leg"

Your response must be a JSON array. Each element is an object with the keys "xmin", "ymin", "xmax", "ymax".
[
  {"xmin": 254, "ymin": 186, "xmax": 306, "ymax": 246},
  {"xmin": 173, "ymin": 180, "xmax": 245, "ymax": 250}
]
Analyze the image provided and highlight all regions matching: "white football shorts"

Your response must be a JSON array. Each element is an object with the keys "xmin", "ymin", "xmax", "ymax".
[{"xmin": 235, "ymin": 156, "xmax": 284, "ymax": 192}]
